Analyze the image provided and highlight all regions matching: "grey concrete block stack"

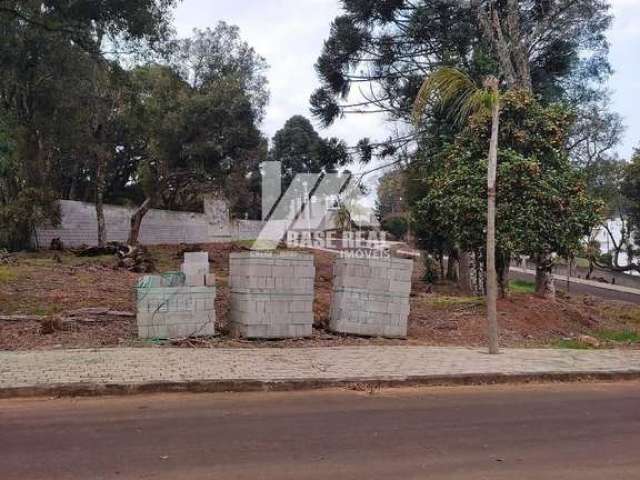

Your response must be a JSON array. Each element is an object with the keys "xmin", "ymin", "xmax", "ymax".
[
  {"xmin": 180, "ymin": 252, "xmax": 215, "ymax": 287},
  {"xmin": 329, "ymin": 257, "xmax": 413, "ymax": 338},
  {"xmin": 229, "ymin": 252, "xmax": 315, "ymax": 338},
  {"xmin": 136, "ymin": 252, "xmax": 216, "ymax": 339}
]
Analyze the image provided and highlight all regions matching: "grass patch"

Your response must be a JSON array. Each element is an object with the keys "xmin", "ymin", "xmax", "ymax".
[
  {"xmin": 0, "ymin": 267, "xmax": 17, "ymax": 283},
  {"xmin": 234, "ymin": 239, "xmax": 258, "ymax": 248},
  {"xmin": 556, "ymin": 257, "xmax": 590, "ymax": 269},
  {"xmin": 614, "ymin": 308, "xmax": 640, "ymax": 324},
  {"xmin": 14, "ymin": 252, "xmax": 115, "ymax": 268},
  {"xmin": 425, "ymin": 296, "xmax": 485, "ymax": 310},
  {"xmin": 65, "ymin": 254, "xmax": 115, "ymax": 266},
  {"xmin": 554, "ymin": 339, "xmax": 596, "ymax": 350},
  {"xmin": 595, "ymin": 330, "xmax": 640, "ymax": 343},
  {"xmin": 30, "ymin": 304, "xmax": 64, "ymax": 316},
  {"xmin": 146, "ymin": 248, "xmax": 178, "ymax": 272},
  {"xmin": 509, "ymin": 279, "xmax": 535, "ymax": 294},
  {"xmin": 597, "ymin": 305, "xmax": 640, "ymax": 324},
  {"xmin": 0, "ymin": 295, "xmax": 64, "ymax": 316}
]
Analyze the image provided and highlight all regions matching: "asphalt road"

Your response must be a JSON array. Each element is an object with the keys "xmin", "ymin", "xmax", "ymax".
[
  {"xmin": 510, "ymin": 270, "xmax": 640, "ymax": 303},
  {"xmin": 1, "ymin": 383, "xmax": 640, "ymax": 479}
]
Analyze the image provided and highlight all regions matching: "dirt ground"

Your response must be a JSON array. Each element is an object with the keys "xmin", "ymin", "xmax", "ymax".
[{"xmin": 1, "ymin": 243, "xmax": 639, "ymax": 351}]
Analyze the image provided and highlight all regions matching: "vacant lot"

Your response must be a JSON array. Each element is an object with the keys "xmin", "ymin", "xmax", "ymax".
[{"xmin": 1, "ymin": 244, "xmax": 639, "ymax": 350}]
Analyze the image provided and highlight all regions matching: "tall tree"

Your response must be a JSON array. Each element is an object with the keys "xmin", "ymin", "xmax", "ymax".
[
  {"xmin": 313, "ymin": 0, "xmax": 612, "ymax": 297},
  {"xmin": 609, "ymin": 148, "xmax": 640, "ymax": 274},
  {"xmin": 270, "ymin": 115, "xmax": 350, "ymax": 190},
  {"xmin": 312, "ymin": 0, "xmax": 611, "ymax": 131},
  {"xmin": 124, "ymin": 25, "xmax": 271, "ymax": 244},
  {"xmin": 172, "ymin": 23, "xmax": 270, "ymax": 121},
  {"xmin": 0, "ymin": 0, "xmax": 176, "ymax": 57},
  {"xmin": 0, "ymin": 0, "xmax": 178, "ymax": 249},
  {"xmin": 413, "ymin": 91, "xmax": 602, "ymax": 300},
  {"xmin": 375, "ymin": 168, "xmax": 408, "ymax": 221},
  {"xmin": 413, "ymin": 67, "xmax": 501, "ymax": 354}
]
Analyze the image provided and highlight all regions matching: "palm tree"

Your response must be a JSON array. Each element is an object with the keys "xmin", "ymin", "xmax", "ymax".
[
  {"xmin": 335, "ymin": 202, "xmax": 352, "ymax": 232},
  {"xmin": 413, "ymin": 68, "xmax": 501, "ymax": 354}
]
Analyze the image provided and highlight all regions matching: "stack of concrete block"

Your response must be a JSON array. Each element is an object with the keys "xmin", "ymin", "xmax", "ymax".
[
  {"xmin": 180, "ymin": 251, "xmax": 215, "ymax": 287},
  {"xmin": 229, "ymin": 252, "xmax": 315, "ymax": 338},
  {"xmin": 330, "ymin": 257, "xmax": 413, "ymax": 338},
  {"xmin": 136, "ymin": 253, "xmax": 216, "ymax": 339}
]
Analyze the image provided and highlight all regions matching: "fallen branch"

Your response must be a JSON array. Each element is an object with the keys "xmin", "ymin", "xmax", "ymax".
[
  {"xmin": 0, "ymin": 310, "xmax": 134, "ymax": 323},
  {"xmin": 0, "ymin": 314, "xmax": 45, "ymax": 322},
  {"xmin": 66, "ymin": 308, "xmax": 135, "ymax": 318}
]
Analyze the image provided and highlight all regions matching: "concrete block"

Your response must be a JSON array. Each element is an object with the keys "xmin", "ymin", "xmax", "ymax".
[
  {"xmin": 229, "ymin": 252, "xmax": 315, "ymax": 339},
  {"xmin": 184, "ymin": 273, "xmax": 205, "ymax": 287},
  {"xmin": 184, "ymin": 251, "xmax": 209, "ymax": 264},
  {"xmin": 136, "ymin": 284, "xmax": 216, "ymax": 339},
  {"xmin": 329, "ymin": 256, "xmax": 413, "ymax": 338},
  {"xmin": 181, "ymin": 258, "xmax": 210, "ymax": 287},
  {"xmin": 181, "ymin": 262, "xmax": 209, "ymax": 275},
  {"xmin": 389, "ymin": 280, "xmax": 412, "ymax": 295}
]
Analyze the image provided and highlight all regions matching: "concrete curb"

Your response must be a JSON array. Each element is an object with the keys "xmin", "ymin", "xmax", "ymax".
[{"xmin": 3, "ymin": 370, "xmax": 640, "ymax": 399}]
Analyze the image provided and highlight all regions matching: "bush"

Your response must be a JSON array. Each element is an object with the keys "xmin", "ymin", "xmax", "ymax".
[
  {"xmin": 422, "ymin": 254, "xmax": 439, "ymax": 283},
  {"xmin": 382, "ymin": 216, "xmax": 408, "ymax": 240},
  {"xmin": 0, "ymin": 188, "xmax": 59, "ymax": 251}
]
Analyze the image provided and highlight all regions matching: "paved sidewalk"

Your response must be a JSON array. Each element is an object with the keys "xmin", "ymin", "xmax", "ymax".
[{"xmin": 2, "ymin": 346, "xmax": 640, "ymax": 397}]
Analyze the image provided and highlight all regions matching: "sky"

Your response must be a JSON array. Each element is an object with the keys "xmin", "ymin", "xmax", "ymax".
[{"xmin": 173, "ymin": 0, "xmax": 640, "ymax": 161}]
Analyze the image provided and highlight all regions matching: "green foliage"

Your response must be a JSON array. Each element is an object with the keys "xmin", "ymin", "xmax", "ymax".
[
  {"xmin": 0, "ymin": 188, "xmax": 60, "ymax": 250},
  {"xmin": 422, "ymin": 254, "xmax": 440, "ymax": 284},
  {"xmin": 413, "ymin": 67, "xmax": 495, "ymax": 126},
  {"xmin": 424, "ymin": 296, "xmax": 485, "ymax": 310},
  {"xmin": 0, "ymin": 266, "xmax": 16, "ymax": 283},
  {"xmin": 584, "ymin": 147, "xmax": 640, "ymax": 274},
  {"xmin": 270, "ymin": 115, "xmax": 349, "ymax": 191},
  {"xmin": 554, "ymin": 339, "xmax": 595, "ymax": 350},
  {"xmin": 0, "ymin": 12, "xmax": 272, "ymax": 247},
  {"xmin": 381, "ymin": 216, "xmax": 408, "ymax": 240},
  {"xmin": 509, "ymin": 280, "xmax": 535, "ymax": 294},
  {"xmin": 172, "ymin": 23, "xmax": 270, "ymax": 121},
  {"xmin": 596, "ymin": 330, "xmax": 640, "ymax": 344},
  {"xmin": 412, "ymin": 91, "xmax": 602, "ymax": 261},
  {"xmin": 375, "ymin": 169, "xmax": 407, "ymax": 221},
  {"xmin": 622, "ymin": 149, "xmax": 640, "ymax": 235},
  {"xmin": 121, "ymin": 24, "xmax": 271, "ymax": 216},
  {"xmin": 0, "ymin": 1, "xmax": 178, "ymax": 56},
  {"xmin": 312, "ymin": 0, "xmax": 611, "ymax": 128},
  {"xmin": 0, "ymin": 0, "xmax": 178, "ymax": 248}
]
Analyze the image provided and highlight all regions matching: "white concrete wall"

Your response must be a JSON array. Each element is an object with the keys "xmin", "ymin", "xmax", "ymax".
[{"xmin": 34, "ymin": 200, "xmax": 264, "ymax": 247}]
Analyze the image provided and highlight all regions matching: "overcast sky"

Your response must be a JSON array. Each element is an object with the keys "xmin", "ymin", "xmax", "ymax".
[{"xmin": 173, "ymin": 0, "xmax": 640, "ymax": 160}]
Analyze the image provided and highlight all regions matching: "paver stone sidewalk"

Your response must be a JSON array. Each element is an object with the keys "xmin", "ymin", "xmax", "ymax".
[{"xmin": 2, "ymin": 346, "xmax": 640, "ymax": 397}]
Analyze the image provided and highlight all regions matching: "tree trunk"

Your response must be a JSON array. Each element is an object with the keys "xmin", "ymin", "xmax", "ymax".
[
  {"xmin": 485, "ymin": 78, "xmax": 500, "ymax": 355},
  {"xmin": 497, "ymin": 251, "xmax": 511, "ymax": 298},
  {"xmin": 458, "ymin": 251, "xmax": 473, "ymax": 294},
  {"xmin": 128, "ymin": 198, "xmax": 152, "ymax": 246},
  {"xmin": 475, "ymin": 251, "xmax": 485, "ymax": 296},
  {"xmin": 446, "ymin": 249, "xmax": 459, "ymax": 282},
  {"xmin": 566, "ymin": 255, "xmax": 573, "ymax": 294},
  {"xmin": 95, "ymin": 157, "xmax": 106, "ymax": 248},
  {"xmin": 535, "ymin": 252, "xmax": 556, "ymax": 299}
]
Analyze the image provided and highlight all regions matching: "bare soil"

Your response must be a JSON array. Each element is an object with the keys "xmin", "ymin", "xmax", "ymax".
[{"xmin": 1, "ymin": 244, "xmax": 639, "ymax": 351}]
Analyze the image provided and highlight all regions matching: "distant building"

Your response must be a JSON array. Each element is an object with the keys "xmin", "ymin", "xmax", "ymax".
[{"xmin": 592, "ymin": 218, "xmax": 636, "ymax": 270}]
